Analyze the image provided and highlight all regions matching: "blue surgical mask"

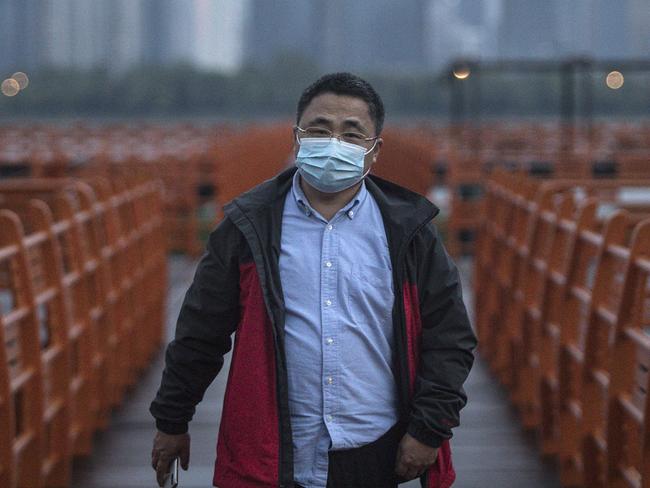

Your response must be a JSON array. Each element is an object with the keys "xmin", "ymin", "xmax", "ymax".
[{"xmin": 295, "ymin": 138, "xmax": 372, "ymax": 193}]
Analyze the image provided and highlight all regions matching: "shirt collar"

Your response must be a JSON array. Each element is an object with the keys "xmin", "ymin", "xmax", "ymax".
[{"xmin": 291, "ymin": 171, "xmax": 367, "ymax": 221}]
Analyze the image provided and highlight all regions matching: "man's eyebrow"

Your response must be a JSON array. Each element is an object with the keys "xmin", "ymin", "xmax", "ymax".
[
  {"xmin": 304, "ymin": 116, "xmax": 333, "ymax": 127},
  {"xmin": 342, "ymin": 119, "xmax": 367, "ymax": 132}
]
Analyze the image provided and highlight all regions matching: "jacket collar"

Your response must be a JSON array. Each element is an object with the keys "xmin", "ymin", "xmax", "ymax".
[
  {"xmin": 224, "ymin": 166, "xmax": 439, "ymax": 242},
  {"xmin": 224, "ymin": 167, "xmax": 440, "ymax": 278}
]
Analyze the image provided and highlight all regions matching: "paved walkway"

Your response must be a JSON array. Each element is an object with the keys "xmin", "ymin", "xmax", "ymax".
[{"xmin": 71, "ymin": 257, "xmax": 560, "ymax": 487}]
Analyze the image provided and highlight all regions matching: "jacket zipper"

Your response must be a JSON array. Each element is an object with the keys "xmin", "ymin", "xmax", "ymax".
[
  {"xmin": 395, "ymin": 216, "xmax": 436, "ymax": 488},
  {"xmin": 229, "ymin": 203, "xmax": 291, "ymax": 488},
  {"xmin": 394, "ymin": 216, "xmax": 435, "ymax": 413}
]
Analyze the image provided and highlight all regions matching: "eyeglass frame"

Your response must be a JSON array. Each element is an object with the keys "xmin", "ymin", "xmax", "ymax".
[{"xmin": 293, "ymin": 125, "xmax": 380, "ymax": 154}]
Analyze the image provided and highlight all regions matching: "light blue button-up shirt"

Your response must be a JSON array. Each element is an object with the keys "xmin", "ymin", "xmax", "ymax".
[{"xmin": 279, "ymin": 172, "xmax": 398, "ymax": 488}]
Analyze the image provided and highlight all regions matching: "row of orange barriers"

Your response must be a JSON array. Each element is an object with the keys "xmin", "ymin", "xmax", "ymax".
[
  {"xmin": 4, "ymin": 121, "xmax": 650, "ymax": 258},
  {"xmin": 0, "ymin": 123, "xmax": 225, "ymax": 256},
  {"xmin": 0, "ymin": 171, "xmax": 166, "ymax": 487},
  {"xmin": 475, "ymin": 170, "xmax": 650, "ymax": 487},
  {"xmin": 445, "ymin": 121, "xmax": 650, "ymax": 256},
  {"xmin": 211, "ymin": 123, "xmax": 440, "ymax": 203},
  {"xmin": 0, "ymin": 122, "xmax": 444, "ymax": 252}
]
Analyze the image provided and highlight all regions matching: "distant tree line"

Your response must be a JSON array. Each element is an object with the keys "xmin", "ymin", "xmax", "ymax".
[{"xmin": 1, "ymin": 54, "xmax": 649, "ymax": 119}]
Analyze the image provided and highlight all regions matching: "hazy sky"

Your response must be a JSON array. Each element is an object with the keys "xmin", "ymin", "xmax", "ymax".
[{"xmin": 0, "ymin": 0, "xmax": 647, "ymax": 76}]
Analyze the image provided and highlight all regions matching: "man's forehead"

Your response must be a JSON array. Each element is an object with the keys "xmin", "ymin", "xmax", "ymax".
[{"xmin": 300, "ymin": 93, "xmax": 372, "ymax": 125}]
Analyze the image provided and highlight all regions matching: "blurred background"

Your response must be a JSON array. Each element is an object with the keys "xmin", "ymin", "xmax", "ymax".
[
  {"xmin": 1, "ymin": 0, "xmax": 649, "ymax": 118},
  {"xmin": 1, "ymin": 2, "xmax": 650, "ymax": 488}
]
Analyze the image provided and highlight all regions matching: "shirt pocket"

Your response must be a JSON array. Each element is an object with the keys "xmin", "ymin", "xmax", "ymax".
[{"xmin": 346, "ymin": 262, "xmax": 394, "ymax": 324}]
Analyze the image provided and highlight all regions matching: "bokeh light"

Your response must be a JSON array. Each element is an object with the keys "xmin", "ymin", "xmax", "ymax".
[
  {"xmin": 1, "ymin": 78, "xmax": 20, "ymax": 97},
  {"xmin": 606, "ymin": 71, "xmax": 624, "ymax": 90},
  {"xmin": 11, "ymin": 72, "xmax": 29, "ymax": 90},
  {"xmin": 453, "ymin": 66, "xmax": 471, "ymax": 80}
]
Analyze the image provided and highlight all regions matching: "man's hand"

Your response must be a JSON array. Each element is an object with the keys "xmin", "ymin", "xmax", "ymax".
[
  {"xmin": 151, "ymin": 431, "xmax": 190, "ymax": 487},
  {"xmin": 395, "ymin": 433, "xmax": 439, "ymax": 481}
]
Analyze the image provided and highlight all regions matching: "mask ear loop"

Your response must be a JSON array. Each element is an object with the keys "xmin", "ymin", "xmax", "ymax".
[
  {"xmin": 363, "ymin": 137, "xmax": 379, "ymax": 155},
  {"xmin": 359, "ymin": 166, "xmax": 372, "ymax": 179},
  {"xmin": 359, "ymin": 136, "xmax": 379, "ymax": 181},
  {"xmin": 359, "ymin": 137, "xmax": 379, "ymax": 179}
]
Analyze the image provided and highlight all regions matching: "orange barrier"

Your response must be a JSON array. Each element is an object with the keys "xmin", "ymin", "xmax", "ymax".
[
  {"xmin": 515, "ymin": 196, "xmax": 593, "ymax": 432},
  {"xmin": 475, "ymin": 171, "xmax": 650, "ymax": 487},
  {"xmin": 474, "ymin": 171, "xmax": 542, "ymax": 380},
  {"xmin": 0, "ymin": 181, "xmax": 106, "ymax": 456},
  {"xmin": 0, "ymin": 312, "xmax": 12, "ymax": 487},
  {"xmin": 557, "ymin": 211, "xmax": 631, "ymax": 486},
  {"xmin": 0, "ymin": 210, "xmax": 46, "ymax": 488},
  {"xmin": 374, "ymin": 128, "xmax": 436, "ymax": 196},
  {"xmin": 214, "ymin": 123, "xmax": 293, "ymax": 207},
  {"xmin": 603, "ymin": 222, "xmax": 650, "ymax": 487},
  {"xmin": 0, "ymin": 173, "xmax": 166, "ymax": 488},
  {"xmin": 0, "ymin": 124, "xmax": 221, "ymax": 256},
  {"xmin": 2, "ymin": 122, "xmax": 650, "ymax": 255}
]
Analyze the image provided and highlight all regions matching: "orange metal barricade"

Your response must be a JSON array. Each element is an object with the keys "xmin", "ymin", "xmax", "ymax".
[
  {"xmin": 475, "ymin": 170, "xmax": 650, "ymax": 486},
  {"xmin": 0, "ymin": 210, "xmax": 45, "ymax": 488},
  {"xmin": 85, "ymin": 176, "xmax": 167, "ymax": 402},
  {"xmin": 0, "ymin": 181, "xmax": 98, "ymax": 456},
  {"xmin": 477, "ymin": 173, "xmax": 528, "ymax": 372},
  {"xmin": 85, "ymin": 178, "xmax": 130, "ymax": 406},
  {"xmin": 604, "ymin": 220, "xmax": 650, "ymax": 487},
  {"xmin": 11, "ymin": 200, "xmax": 73, "ymax": 486},
  {"xmin": 0, "ymin": 174, "xmax": 166, "ymax": 486},
  {"xmin": 557, "ymin": 211, "xmax": 631, "ymax": 486},
  {"xmin": 0, "ymin": 314, "xmax": 15, "ymax": 488},
  {"xmin": 515, "ymin": 194, "xmax": 575, "ymax": 429}
]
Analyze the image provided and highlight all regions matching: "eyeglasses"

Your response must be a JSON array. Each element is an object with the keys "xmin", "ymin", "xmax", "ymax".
[{"xmin": 294, "ymin": 126, "xmax": 379, "ymax": 152}]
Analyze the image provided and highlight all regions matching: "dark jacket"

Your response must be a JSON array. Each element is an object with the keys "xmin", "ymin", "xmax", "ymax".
[{"xmin": 150, "ymin": 168, "xmax": 476, "ymax": 488}]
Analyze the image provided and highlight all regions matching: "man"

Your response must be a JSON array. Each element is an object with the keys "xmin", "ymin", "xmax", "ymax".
[{"xmin": 150, "ymin": 72, "xmax": 476, "ymax": 488}]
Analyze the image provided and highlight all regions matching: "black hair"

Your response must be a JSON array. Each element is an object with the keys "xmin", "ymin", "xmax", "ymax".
[{"xmin": 296, "ymin": 72, "xmax": 385, "ymax": 135}]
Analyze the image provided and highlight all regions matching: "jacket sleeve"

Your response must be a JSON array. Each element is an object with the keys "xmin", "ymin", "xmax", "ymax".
[
  {"xmin": 406, "ymin": 221, "xmax": 477, "ymax": 448},
  {"xmin": 150, "ymin": 217, "xmax": 242, "ymax": 435}
]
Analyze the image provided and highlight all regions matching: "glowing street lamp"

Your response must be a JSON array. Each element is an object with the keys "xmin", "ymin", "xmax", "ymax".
[
  {"xmin": 606, "ymin": 71, "xmax": 624, "ymax": 90},
  {"xmin": 1, "ymin": 78, "xmax": 20, "ymax": 97},
  {"xmin": 453, "ymin": 66, "xmax": 471, "ymax": 80},
  {"xmin": 11, "ymin": 72, "xmax": 29, "ymax": 90}
]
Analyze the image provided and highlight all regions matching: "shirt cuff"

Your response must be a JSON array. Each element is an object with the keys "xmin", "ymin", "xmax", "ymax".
[
  {"xmin": 156, "ymin": 419, "xmax": 189, "ymax": 435},
  {"xmin": 407, "ymin": 422, "xmax": 446, "ymax": 448}
]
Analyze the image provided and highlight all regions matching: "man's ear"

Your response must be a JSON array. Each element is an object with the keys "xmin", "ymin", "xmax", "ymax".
[
  {"xmin": 292, "ymin": 128, "xmax": 300, "ymax": 157},
  {"xmin": 372, "ymin": 137, "xmax": 383, "ymax": 164}
]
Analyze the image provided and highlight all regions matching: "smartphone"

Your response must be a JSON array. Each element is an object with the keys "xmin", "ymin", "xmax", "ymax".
[{"xmin": 163, "ymin": 457, "xmax": 179, "ymax": 488}]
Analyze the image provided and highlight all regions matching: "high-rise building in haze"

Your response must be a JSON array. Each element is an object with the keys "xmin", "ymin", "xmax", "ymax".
[
  {"xmin": 3, "ymin": 0, "xmax": 249, "ymax": 74},
  {"xmin": 624, "ymin": 0, "xmax": 650, "ymax": 57},
  {"xmin": 0, "ymin": 0, "xmax": 43, "ymax": 73},
  {"xmin": 141, "ymin": 0, "xmax": 248, "ymax": 72},
  {"xmin": 592, "ymin": 0, "xmax": 630, "ymax": 58},
  {"xmin": 425, "ymin": 0, "xmax": 501, "ymax": 70},
  {"xmin": 244, "ymin": 0, "xmax": 315, "ymax": 67},
  {"xmin": 498, "ymin": 0, "xmax": 559, "ymax": 58},
  {"xmin": 555, "ymin": 0, "xmax": 594, "ymax": 56},
  {"xmin": 499, "ymin": 0, "xmax": 643, "ymax": 60},
  {"xmin": 193, "ymin": 0, "xmax": 249, "ymax": 72},
  {"xmin": 244, "ymin": 0, "xmax": 430, "ymax": 73}
]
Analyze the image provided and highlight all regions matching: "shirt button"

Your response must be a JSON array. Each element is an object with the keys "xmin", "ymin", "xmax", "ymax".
[
  {"xmin": 327, "ymin": 377, "xmax": 333, "ymax": 385},
  {"xmin": 327, "ymin": 224, "xmax": 333, "ymax": 231},
  {"xmin": 325, "ymin": 261, "xmax": 332, "ymax": 268},
  {"xmin": 326, "ymin": 338, "xmax": 334, "ymax": 345},
  {"xmin": 326, "ymin": 415, "xmax": 333, "ymax": 422},
  {"xmin": 349, "ymin": 210, "xmax": 354, "ymax": 217},
  {"xmin": 325, "ymin": 299, "xmax": 332, "ymax": 306}
]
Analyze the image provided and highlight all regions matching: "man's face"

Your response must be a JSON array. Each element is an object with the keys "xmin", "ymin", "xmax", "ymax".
[{"xmin": 295, "ymin": 92, "xmax": 382, "ymax": 174}]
